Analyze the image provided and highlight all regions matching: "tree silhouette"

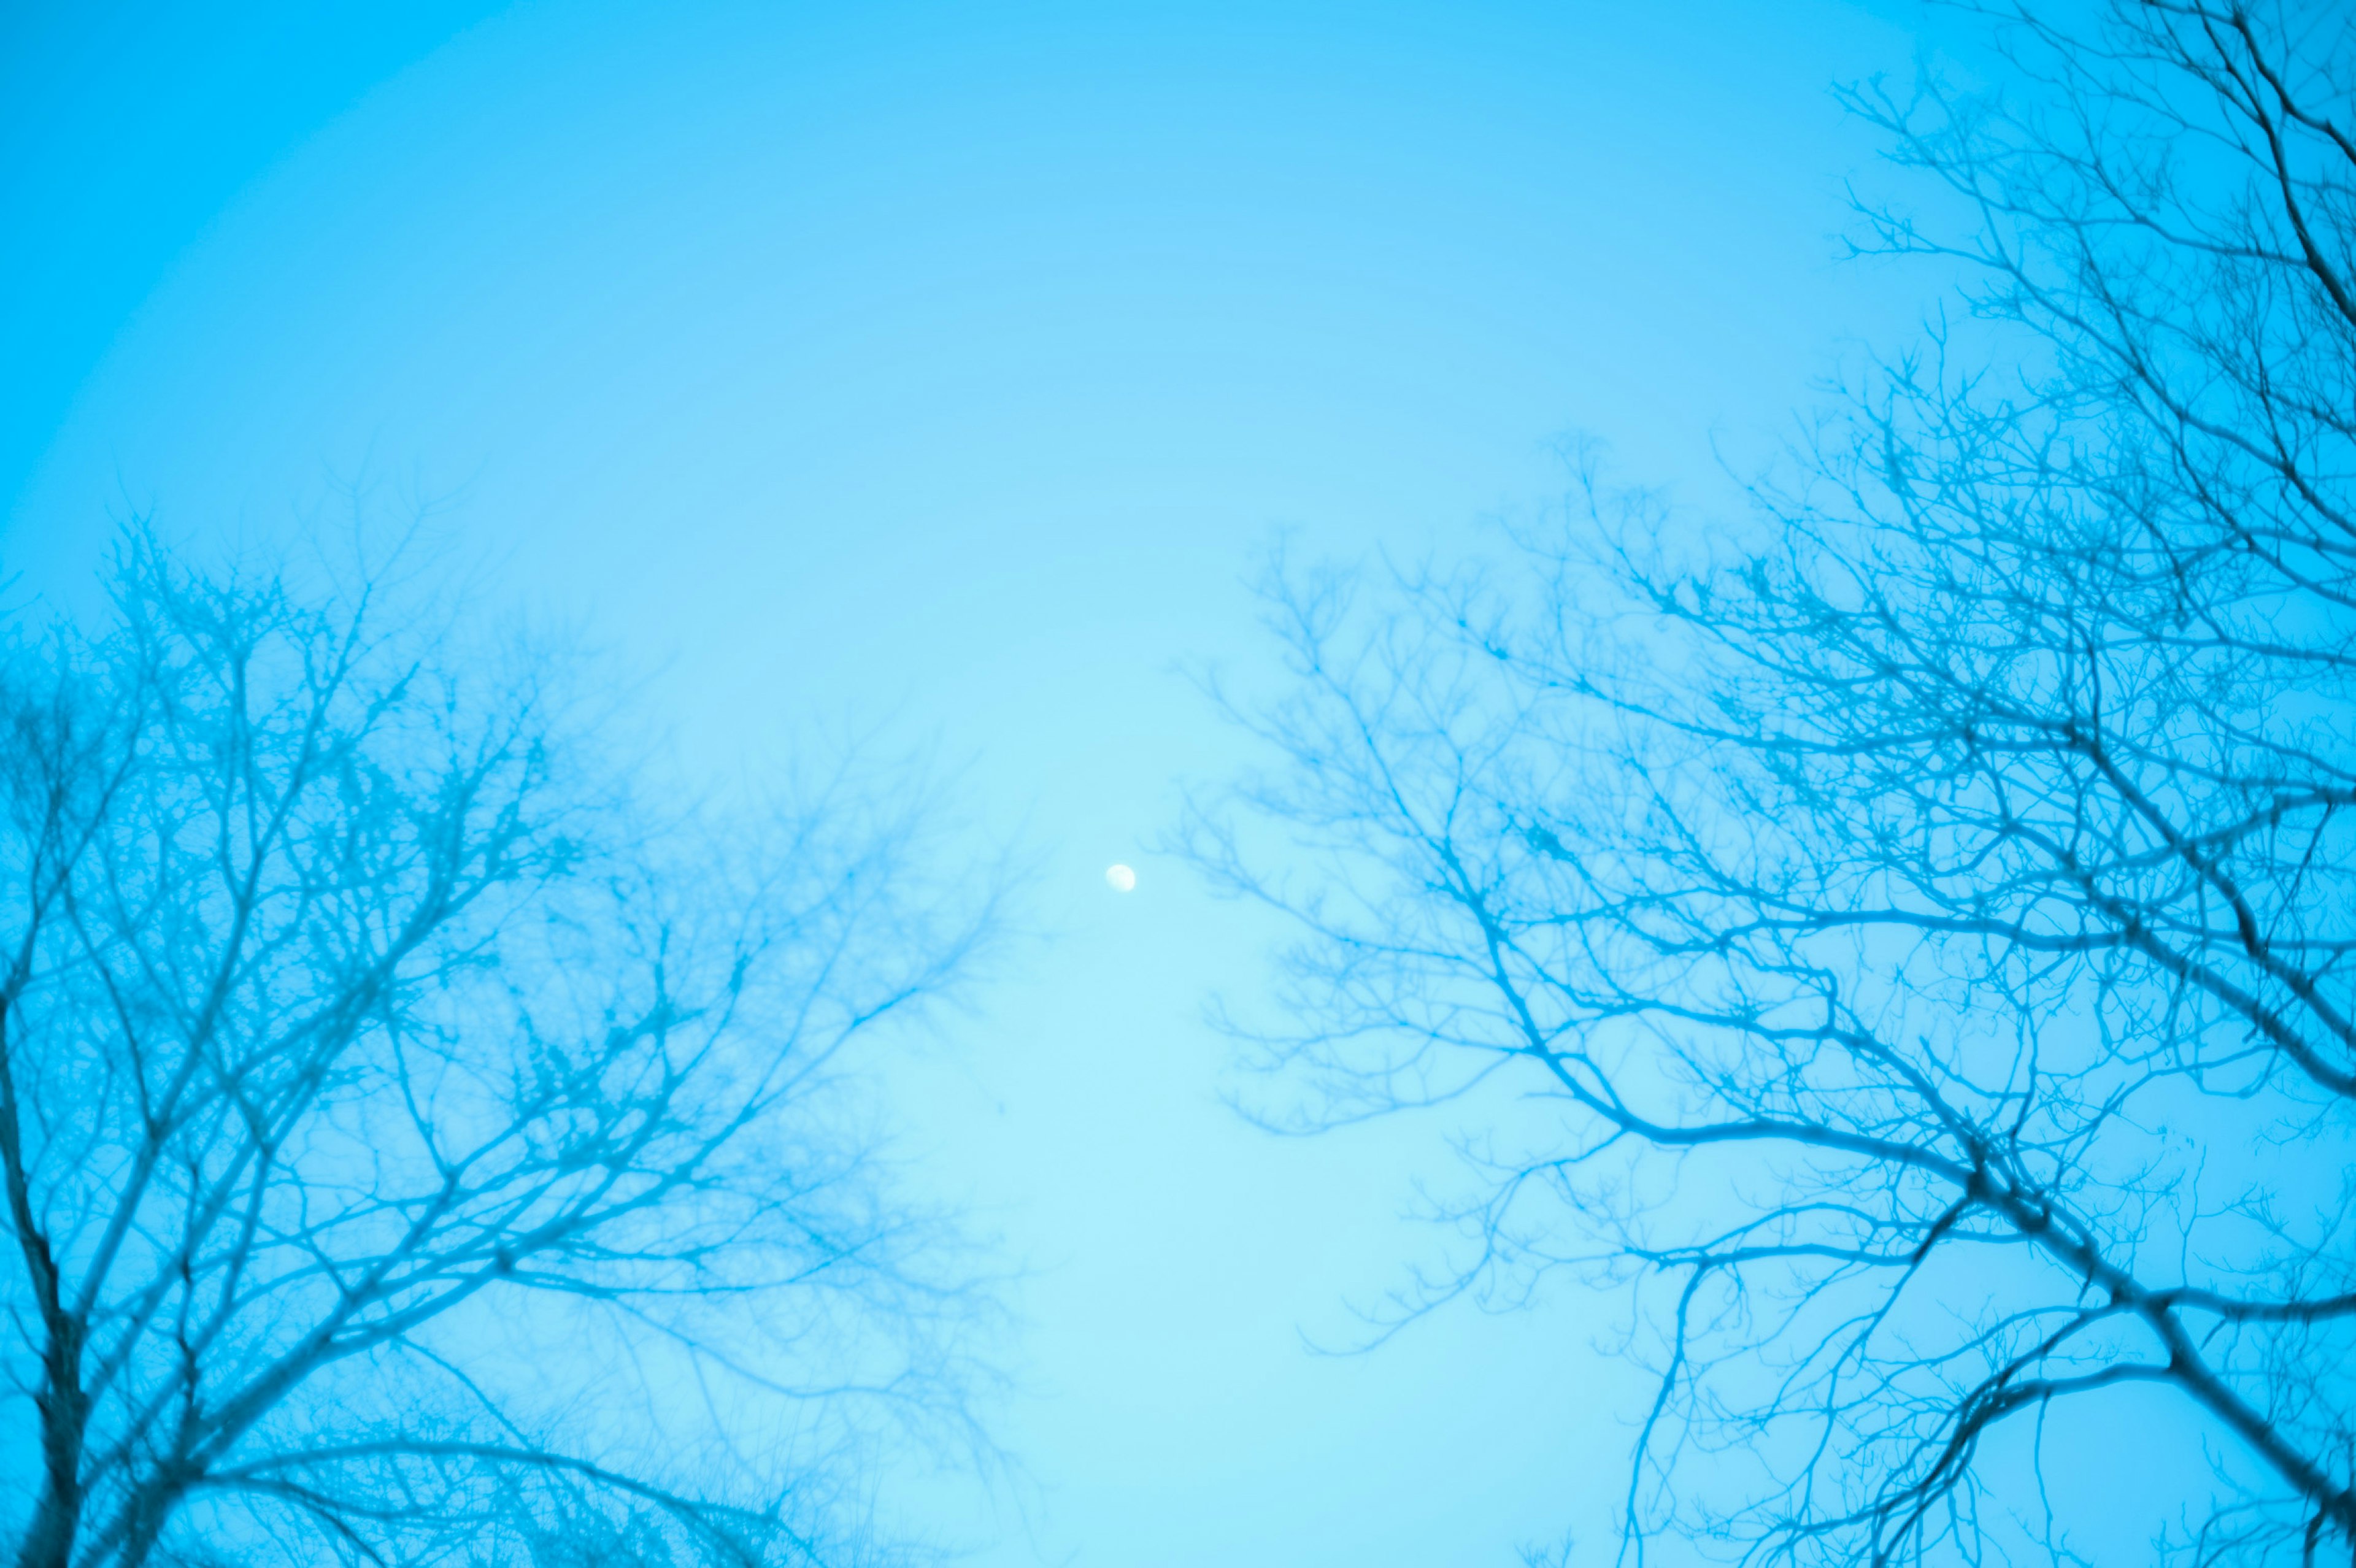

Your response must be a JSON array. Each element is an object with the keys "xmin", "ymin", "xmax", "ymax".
[
  {"xmin": 2, "ymin": 536, "xmax": 998, "ymax": 1568},
  {"xmin": 1197, "ymin": 3, "xmax": 2356, "ymax": 1560}
]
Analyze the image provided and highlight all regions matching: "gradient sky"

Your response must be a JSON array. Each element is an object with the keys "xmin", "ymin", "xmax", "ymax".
[{"xmin": 2, "ymin": 2, "xmax": 1954, "ymax": 1561}]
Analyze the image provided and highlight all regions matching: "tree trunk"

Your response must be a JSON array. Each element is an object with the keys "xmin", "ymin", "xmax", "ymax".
[{"xmin": 14, "ymin": 1333, "xmax": 88, "ymax": 1568}]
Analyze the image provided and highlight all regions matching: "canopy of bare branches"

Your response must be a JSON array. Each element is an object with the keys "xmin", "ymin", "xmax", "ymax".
[
  {"xmin": 1196, "ymin": 3, "xmax": 2356, "ymax": 1561},
  {"xmin": 0, "ymin": 540, "xmax": 998, "ymax": 1568}
]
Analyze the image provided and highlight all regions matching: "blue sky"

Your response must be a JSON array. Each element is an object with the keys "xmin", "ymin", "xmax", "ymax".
[{"xmin": 2, "ymin": 2, "xmax": 1944, "ymax": 1561}]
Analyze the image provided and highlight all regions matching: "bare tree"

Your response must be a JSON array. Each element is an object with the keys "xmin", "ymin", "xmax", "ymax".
[
  {"xmin": 0, "ymin": 536, "xmax": 999, "ymax": 1568},
  {"xmin": 1195, "ymin": 3, "xmax": 2356, "ymax": 1562}
]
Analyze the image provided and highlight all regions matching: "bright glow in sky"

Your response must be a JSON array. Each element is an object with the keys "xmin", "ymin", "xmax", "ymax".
[{"xmin": 2, "ymin": 2, "xmax": 1944, "ymax": 1561}]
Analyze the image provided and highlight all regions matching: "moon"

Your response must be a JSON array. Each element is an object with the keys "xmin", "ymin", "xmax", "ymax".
[{"xmin": 1104, "ymin": 863, "xmax": 1137, "ymax": 893}]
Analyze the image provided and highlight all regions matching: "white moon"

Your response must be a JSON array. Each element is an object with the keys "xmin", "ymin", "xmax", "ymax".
[{"xmin": 1104, "ymin": 863, "xmax": 1137, "ymax": 893}]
